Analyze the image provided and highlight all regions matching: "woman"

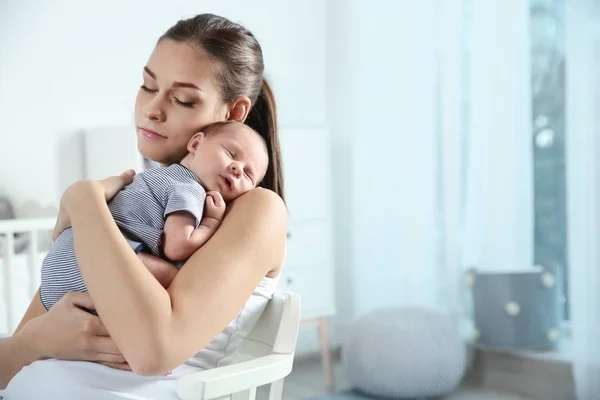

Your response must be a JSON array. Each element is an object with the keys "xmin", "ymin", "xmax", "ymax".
[{"xmin": 0, "ymin": 13, "xmax": 287, "ymax": 399}]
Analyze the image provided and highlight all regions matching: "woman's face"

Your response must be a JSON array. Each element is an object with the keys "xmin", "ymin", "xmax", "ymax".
[{"xmin": 134, "ymin": 39, "xmax": 228, "ymax": 165}]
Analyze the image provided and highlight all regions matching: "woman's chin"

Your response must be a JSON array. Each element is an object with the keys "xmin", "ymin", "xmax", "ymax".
[{"xmin": 137, "ymin": 143, "xmax": 171, "ymax": 165}]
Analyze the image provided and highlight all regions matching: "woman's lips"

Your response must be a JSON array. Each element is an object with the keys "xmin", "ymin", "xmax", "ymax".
[{"xmin": 138, "ymin": 127, "xmax": 167, "ymax": 140}]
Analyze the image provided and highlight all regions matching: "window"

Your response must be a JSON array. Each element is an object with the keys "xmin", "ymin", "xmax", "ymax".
[{"xmin": 530, "ymin": 0, "xmax": 568, "ymax": 319}]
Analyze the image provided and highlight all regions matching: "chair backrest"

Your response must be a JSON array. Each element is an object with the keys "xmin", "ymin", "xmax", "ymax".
[{"xmin": 238, "ymin": 290, "xmax": 301, "ymax": 359}]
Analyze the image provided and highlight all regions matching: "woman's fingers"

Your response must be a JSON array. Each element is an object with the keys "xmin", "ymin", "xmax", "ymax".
[
  {"xmin": 61, "ymin": 292, "xmax": 126, "ymax": 361},
  {"xmin": 99, "ymin": 170, "xmax": 136, "ymax": 202},
  {"xmin": 63, "ymin": 291, "xmax": 95, "ymax": 311},
  {"xmin": 96, "ymin": 361, "xmax": 132, "ymax": 371},
  {"xmin": 20, "ymin": 291, "xmax": 128, "ymax": 365},
  {"xmin": 64, "ymin": 293, "xmax": 126, "ymax": 363},
  {"xmin": 90, "ymin": 336, "xmax": 122, "ymax": 356},
  {"xmin": 52, "ymin": 170, "xmax": 134, "ymax": 241},
  {"xmin": 93, "ymin": 352, "xmax": 127, "ymax": 364}
]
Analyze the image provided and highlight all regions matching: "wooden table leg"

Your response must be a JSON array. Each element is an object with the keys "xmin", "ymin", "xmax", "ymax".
[{"xmin": 317, "ymin": 316, "xmax": 335, "ymax": 392}]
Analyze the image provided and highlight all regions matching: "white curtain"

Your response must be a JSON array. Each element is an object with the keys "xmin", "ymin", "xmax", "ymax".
[
  {"xmin": 565, "ymin": 1, "xmax": 600, "ymax": 398},
  {"xmin": 437, "ymin": 0, "xmax": 532, "ymax": 323},
  {"xmin": 439, "ymin": 0, "xmax": 600, "ymax": 397}
]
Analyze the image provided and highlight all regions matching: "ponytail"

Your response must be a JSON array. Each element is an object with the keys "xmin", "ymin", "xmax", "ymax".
[{"xmin": 245, "ymin": 79, "xmax": 285, "ymax": 203}]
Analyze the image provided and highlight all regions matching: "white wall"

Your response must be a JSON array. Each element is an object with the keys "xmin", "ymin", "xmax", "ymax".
[
  {"xmin": 1, "ymin": 0, "xmax": 331, "ymax": 354},
  {"xmin": 326, "ymin": 0, "xmax": 440, "ymax": 349},
  {"xmin": 0, "ymin": 0, "xmax": 326, "ymax": 217},
  {"xmin": 349, "ymin": 0, "xmax": 439, "ymax": 315}
]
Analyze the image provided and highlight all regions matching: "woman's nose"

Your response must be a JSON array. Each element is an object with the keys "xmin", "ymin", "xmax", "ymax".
[{"xmin": 143, "ymin": 97, "xmax": 166, "ymax": 122}]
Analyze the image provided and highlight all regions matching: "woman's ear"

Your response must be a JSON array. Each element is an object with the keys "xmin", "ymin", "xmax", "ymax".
[
  {"xmin": 226, "ymin": 96, "xmax": 252, "ymax": 123},
  {"xmin": 187, "ymin": 132, "xmax": 205, "ymax": 153}
]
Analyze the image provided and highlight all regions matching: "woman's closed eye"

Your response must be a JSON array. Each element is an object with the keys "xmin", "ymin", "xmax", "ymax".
[
  {"xmin": 140, "ymin": 85, "xmax": 195, "ymax": 108},
  {"xmin": 173, "ymin": 98, "xmax": 195, "ymax": 108},
  {"xmin": 140, "ymin": 85, "xmax": 157, "ymax": 94}
]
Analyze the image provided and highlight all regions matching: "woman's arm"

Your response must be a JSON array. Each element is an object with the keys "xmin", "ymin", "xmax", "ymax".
[
  {"xmin": 65, "ymin": 181, "xmax": 287, "ymax": 376},
  {"xmin": 0, "ymin": 334, "xmax": 37, "ymax": 389},
  {"xmin": 1, "ymin": 253, "xmax": 178, "ymax": 387},
  {"xmin": 0, "ymin": 292, "xmax": 126, "ymax": 389},
  {"xmin": 13, "ymin": 289, "xmax": 46, "ymax": 334},
  {"xmin": 12, "ymin": 253, "xmax": 179, "ymax": 342}
]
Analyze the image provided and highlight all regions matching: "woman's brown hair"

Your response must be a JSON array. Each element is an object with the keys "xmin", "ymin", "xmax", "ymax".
[{"xmin": 160, "ymin": 14, "xmax": 284, "ymax": 202}]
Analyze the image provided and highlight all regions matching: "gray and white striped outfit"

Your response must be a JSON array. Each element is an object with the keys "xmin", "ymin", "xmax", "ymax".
[{"xmin": 40, "ymin": 164, "xmax": 206, "ymax": 311}]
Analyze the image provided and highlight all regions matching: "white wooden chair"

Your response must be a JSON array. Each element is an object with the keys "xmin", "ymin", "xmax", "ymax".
[{"xmin": 177, "ymin": 290, "xmax": 302, "ymax": 400}]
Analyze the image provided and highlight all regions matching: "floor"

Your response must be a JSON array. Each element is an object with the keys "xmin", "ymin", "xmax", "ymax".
[{"xmin": 283, "ymin": 358, "xmax": 533, "ymax": 400}]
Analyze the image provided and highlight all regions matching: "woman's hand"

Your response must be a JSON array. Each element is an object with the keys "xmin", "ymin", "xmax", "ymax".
[
  {"xmin": 52, "ymin": 170, "xmax": 136, "ymax": 241},
  {"xmin": 18, "ymin": 292, "xmax": 126, "ymax": 365}
]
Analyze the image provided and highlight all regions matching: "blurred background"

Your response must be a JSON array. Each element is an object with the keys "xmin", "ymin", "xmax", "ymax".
[{"xmin": 1, "ymin": 0, "xmax": 599, "ymax": 399}]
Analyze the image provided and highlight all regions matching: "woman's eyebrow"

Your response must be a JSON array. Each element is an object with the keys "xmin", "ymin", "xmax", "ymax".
[
  {"xmin": 143, "ymin": 66, "xmax": 202, "ymax": 91},
  {"xmin": 144, "ymin": 66, "xmax": 157, "ymax": 79}
]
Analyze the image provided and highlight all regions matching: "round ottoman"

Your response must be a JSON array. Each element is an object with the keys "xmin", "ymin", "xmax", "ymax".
[{"xmin": 342, "ymin": 307, "xmax": 467, "ymax": 398}]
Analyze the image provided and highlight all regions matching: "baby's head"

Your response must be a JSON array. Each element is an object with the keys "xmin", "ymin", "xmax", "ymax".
[{"xmin": 182, "ymin": 121, "xmax": 269, "ymax": 202}]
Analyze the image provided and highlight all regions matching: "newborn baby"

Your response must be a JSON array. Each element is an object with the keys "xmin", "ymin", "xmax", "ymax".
[{"xmin": 40, "ymin": 121, "xmax": 269, "ymax": 312}]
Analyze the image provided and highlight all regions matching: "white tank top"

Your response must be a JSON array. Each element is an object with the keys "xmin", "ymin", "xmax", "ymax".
[
  {"xmin": 0, "ymin": 274, "xmax": 280, "ymax": 400},
  {"xmin": 184, "ymin": 273, "xmax": 280, "ymax": 369}
]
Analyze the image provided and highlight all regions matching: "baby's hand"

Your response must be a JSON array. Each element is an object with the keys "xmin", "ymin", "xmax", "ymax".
[{"xmin": 204, "ymin": 191, "xmax": 226, "ymax": 221}]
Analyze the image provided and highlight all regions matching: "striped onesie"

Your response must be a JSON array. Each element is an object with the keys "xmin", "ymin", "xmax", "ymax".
[{"xmin": 40, "ymin": 164, "xmax": 206, "ymax": 311}]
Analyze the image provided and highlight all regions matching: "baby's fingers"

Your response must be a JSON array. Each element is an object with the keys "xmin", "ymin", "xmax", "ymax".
[
  {"xmin": 206, "ymin": 195, "xmax": 216, "ymax": 208},
  {"xmin": 212, "ymin": 192, "xmax": 225, "ymax": 207}
]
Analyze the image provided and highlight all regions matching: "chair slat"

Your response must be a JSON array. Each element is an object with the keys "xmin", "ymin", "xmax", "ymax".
[
  {"xmin": 232, "ymin": 388, "xmax": 256, "ymax": 400},
  {"xmin": 3, "ymin": 232, "xmax": 15, "ymax": 331}
]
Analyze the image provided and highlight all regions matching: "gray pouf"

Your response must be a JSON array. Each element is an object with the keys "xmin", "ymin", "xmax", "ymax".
[
  {"xmin": 311, "ymin": 390, "xmax": 424, "ymax": 400},
  {"xmin": 342, "ymin": 307, "xmax": 467, "ymax": 399}
]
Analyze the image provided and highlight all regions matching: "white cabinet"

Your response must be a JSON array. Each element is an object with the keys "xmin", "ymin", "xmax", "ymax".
[
  {"xmin": 279, "ymin": 129, "xmax": 332, "ymax": 221},
  {"xmin": 278, "ymin": 127, "xmax": 336, "ymax": 391},
  {"xmin": 278, "ymin": 127, "xmax": 336, "ymax": 320},
  {"xmin": 82, "ymin": 125, "xmax": 145, "ymax": 180}
]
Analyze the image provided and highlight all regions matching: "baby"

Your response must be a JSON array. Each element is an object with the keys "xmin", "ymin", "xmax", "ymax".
[{"xmin": 40, "ymin": 121, "xmax": 269, "ymax": 312}]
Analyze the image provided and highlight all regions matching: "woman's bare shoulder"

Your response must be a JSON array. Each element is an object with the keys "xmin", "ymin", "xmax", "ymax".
[
  {"xmin": 172, "ymin": 187, "xmax": 287, "ymax": 291},
  {"xmin": 229, "ymin": 187, "xmax": 286, "ymax": 215},
  {"xmin": 225, "ymin": 187, "xmax": 287, "ymax": 277}
]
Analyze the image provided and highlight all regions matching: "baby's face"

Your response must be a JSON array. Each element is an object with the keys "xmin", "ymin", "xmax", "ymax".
[{"xmin": 187, "ymin": 124, "xmax": 269, "ymax": 202}]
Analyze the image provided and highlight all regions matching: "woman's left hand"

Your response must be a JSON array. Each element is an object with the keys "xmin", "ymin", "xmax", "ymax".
[
  {"xmin": 96, "ymin": 361, "xmax": 132, "ymax": 371},
  {"xmin": 52, "ymin": 170, "xmax": 136, "ymax": 241}
]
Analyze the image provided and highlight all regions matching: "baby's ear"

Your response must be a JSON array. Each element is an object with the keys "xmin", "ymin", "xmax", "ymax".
[{"xmin": 187, "ymin": 132, "xmax": 205, "ymax": 153}]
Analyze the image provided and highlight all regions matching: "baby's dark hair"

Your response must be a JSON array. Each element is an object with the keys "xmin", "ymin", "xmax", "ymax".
[{"xmin": 202, "ymin": 120, "xmax": 268, "ymax": 154}]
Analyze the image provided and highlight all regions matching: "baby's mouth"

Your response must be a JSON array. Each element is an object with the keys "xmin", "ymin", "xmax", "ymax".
[{"xmin": 222, "ymin": 175, "xmax": 233, "ymax": 190}]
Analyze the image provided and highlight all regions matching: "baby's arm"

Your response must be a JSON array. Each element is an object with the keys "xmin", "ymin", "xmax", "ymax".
[
  {"xmin": 163, "ymin": 212, "xmax": 215, "ymax": 261},
  {"xmin": 163, "ymin": 191, "xmax": 226, "ymax": 261}
]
